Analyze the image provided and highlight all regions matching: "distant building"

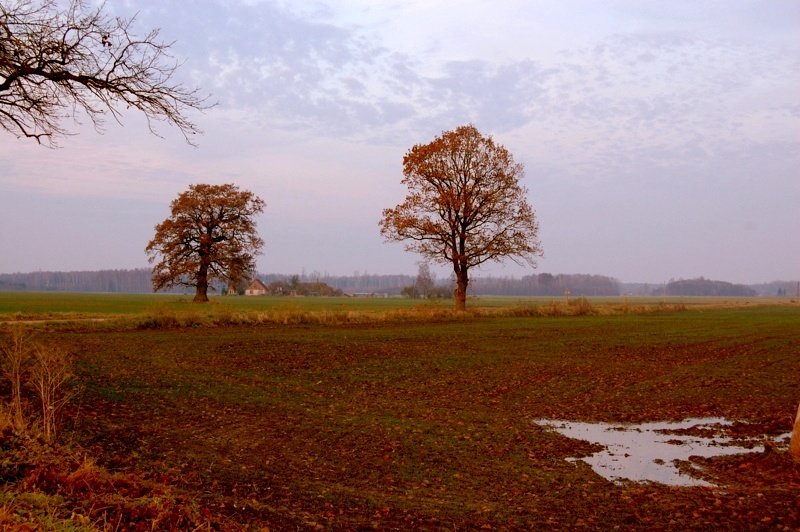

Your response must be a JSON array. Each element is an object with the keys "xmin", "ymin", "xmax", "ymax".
[{"xmin": 244, "ymin": 278, "xmax": 268, "ymax": 296}]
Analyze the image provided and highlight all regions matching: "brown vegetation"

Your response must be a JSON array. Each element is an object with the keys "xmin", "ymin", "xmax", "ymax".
[{"xmin": 0, "ymin": 432, "xmax": 234, "ymax": 529}]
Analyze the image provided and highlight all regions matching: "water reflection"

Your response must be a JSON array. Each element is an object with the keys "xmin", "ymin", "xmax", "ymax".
[{"xmin": 534, "ymin": 417, "xmax": 788, "ymax": 487}]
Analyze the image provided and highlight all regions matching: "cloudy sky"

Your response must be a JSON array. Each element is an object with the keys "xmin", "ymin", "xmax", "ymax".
[{"xmin": 1, "ymin": 0, "xmax": 798, "ymax": 283}]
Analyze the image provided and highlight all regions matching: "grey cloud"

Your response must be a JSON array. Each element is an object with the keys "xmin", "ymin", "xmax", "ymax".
[
  {"xmin": 112, "ymin": 1, "xmax": 798, "ymax": 157},
  {"xmin": 110, "ymin": 1, "xmax": 561, "ymax": 141},
  {"xmin": 534, "ymin": 31, "xmax": 799, "ymax": 175},
  {"xmin": 423, "ymin": 59, "xmax": 552, "ymax": 132}
]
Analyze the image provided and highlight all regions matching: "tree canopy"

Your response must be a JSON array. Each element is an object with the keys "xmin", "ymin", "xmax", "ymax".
[
  {"xmin": 0, "ymin": 0, "xmax": 207, "ymax": 146},
  {"xmin": 380, "ymin": 124, "xmax": 542, "ymax": 310},
  {"xmin": 145, "ymin": 184, "xmax": 265, "ymax": 303}
]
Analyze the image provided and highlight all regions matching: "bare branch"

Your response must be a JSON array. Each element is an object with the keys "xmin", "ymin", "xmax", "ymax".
[{"xmin": 0, "ymin": 0, "xmax": 211, "ymax": 147}]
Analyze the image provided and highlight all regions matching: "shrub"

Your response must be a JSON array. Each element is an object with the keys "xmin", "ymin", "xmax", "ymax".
[
  {"xmin": 569, "ymin": 297, "xmax": 595, "ymax": 316},
  {"xmin": 1, "ymin": 326, "xmax": 76, "ymax": 443},
  {"xmin": 29, "ymin": 344, "xmax": 75, "ymax": 443},
  {"xmin": 136, "ymin": 306, "xmax": 180, "ymax": 329},
  {"xmin": 1, "ymin": 325, "xmax": 34, "ymax": 430}
]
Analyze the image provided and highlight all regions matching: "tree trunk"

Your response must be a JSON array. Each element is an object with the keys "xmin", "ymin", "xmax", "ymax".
[
  {"xmin": 453, "ymin": 266, "xmax": 469, "ymax": 311},
  {"xmin": 194, "ymin": 262, "xmax": 210, "ymax": 302},
  {"xmin": 791, "ymin": 402, "xmax": 800, "ymax": 461},
  {"xmin": 194, "ymin": 284, "xmax": 209, "ymax": 303}
]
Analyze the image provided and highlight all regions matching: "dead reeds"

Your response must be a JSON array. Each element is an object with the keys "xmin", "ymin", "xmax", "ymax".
[{"xmin": 0, "ymin": 325, "xmax": 76, "ymax": 442}]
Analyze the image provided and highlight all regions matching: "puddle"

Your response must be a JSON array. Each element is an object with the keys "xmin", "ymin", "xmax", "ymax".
[{"xmin": 534, "ymin": 417, "xmax": 790, "ymax": 487}]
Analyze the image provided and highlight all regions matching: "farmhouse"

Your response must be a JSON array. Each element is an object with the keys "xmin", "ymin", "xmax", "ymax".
[{"xmin": 244, "ymin": 278, "xmax": 268, "ymax": 296}]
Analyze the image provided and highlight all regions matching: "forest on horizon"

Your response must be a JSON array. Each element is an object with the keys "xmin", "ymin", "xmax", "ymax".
[{"xmin": 0, "ymin": 269, "xmax": 795, "ymax": 298}]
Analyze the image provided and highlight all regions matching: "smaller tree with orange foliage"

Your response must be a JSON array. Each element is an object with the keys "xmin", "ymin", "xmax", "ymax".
[
  {"xmin": 146, "ymin": 184, "xmax": 265, "ymax": 302},
  {"xmin": 380, "ymin": 124, "xmax": 542, "ymax": 311}
]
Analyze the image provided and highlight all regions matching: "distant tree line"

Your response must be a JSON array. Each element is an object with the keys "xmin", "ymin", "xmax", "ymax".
[
  {"xmin": 399, "ymin": 262, "xmax": 451, "ymax": 299},
  {"xmin": 469, "ymin": 273, "xmax": 620, "ymax": 297},
  {"xmin": 0, "ymin": 270, "xmax": 413, "ymax": 295},
  {"xmin": 259, "ymin": 275, "xmax": 343, "ymax": 297},
  {"xmin": 749, "ymin": 281, "xmax": 800, "ymax": 297},
  {"xmin": 1, "ymin": 270, "xmax": 795, "ymax": 297},
  {"xmin": 259, "ymin": 273, "xmax": 414, "ymax": 295},
  {"xmin": 656, "ymin": 277, "xmax": 756, "ymax": 297},
  {"xmin": 0, "ymin": 269, "xmax": 168, "ymax": 293}
]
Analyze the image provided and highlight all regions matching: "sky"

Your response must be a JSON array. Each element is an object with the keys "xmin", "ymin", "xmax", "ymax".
[{"xmin": 1, "ymin": 0, "xmax": 798, "ymax": 283}]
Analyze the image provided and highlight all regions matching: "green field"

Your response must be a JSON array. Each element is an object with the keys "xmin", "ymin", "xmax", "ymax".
[
  {"xmin": 0, "ymin": 294, "xmax": 798, "ymax": 528},
  {"xmin": 0, "ymin": 291, "xmax": 430, "ymax": 318},
  {"xmin": 0, "ymin": 290, "xmax": 789, "ymax": 322}
]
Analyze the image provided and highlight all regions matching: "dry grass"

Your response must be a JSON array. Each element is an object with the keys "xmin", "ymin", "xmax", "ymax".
[
  {"xmin": 30, "ymin": 343, "xmax": 75, "ymax": 443},
  {"xmin": 130, "ymin": 299, "xmax": 703, "ymax": 330},
  {"xmin": 4, "ymin": 293, "xmax": 796, "ymax": 331},
  {"xmin": 0, "ymin": 326, "xmax": 78, "ymax": 444},
  {"xmin": 1, "ymin": 324, "xmax": 34, "ymax": 430}
]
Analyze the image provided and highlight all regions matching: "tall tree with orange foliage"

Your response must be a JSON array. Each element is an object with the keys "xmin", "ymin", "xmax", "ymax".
[
  {"xmin": 146, "ymin": 184, "xmax": 265, "ymax": 302},
  {"xmin": 380, "ymin": 124, "xmax": 542, "ymax": 311}
]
